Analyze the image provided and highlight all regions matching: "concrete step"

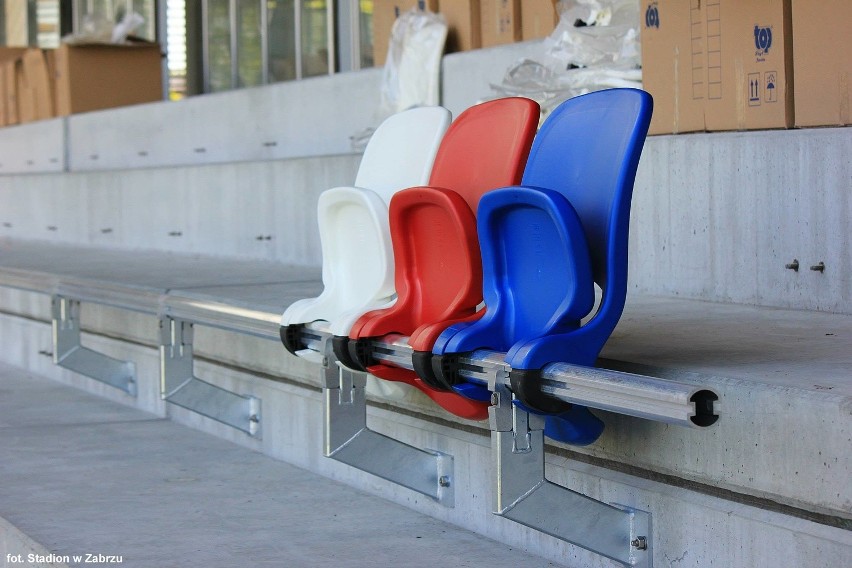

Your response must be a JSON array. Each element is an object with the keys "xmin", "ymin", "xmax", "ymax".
[{"xmin": 0, "ymin": 364, "xmax": 560, "ymax": 568}]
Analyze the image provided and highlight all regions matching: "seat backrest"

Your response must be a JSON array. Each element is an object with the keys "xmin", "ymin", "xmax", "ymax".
[
  {"xmin": 520, "ymin": 89, "xmax": 652, "ymax": 330},
  {"xmin": 428, "ymin": 98, "xmax": 539, "ymax": 211},
  {"xmin": 355, "ymin": 106, "xmax": 452, "ymax": 201},
  {"xmin": 400, "ymin": 97, "xmax": 539, "ymax": 324}
]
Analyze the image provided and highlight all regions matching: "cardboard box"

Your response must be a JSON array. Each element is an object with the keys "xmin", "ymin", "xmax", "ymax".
[
  {"xmin": 0, "ymin": 48, "xmax": 27, "ymax": 126},
  {"xmin": 791, "ymin": 0, "xmax": 852, "ymax": 127},
  {"xmin": 702, "ymin": 0, "xmax": 793, "ymax": 131},
  {"xmin": 373, "ymin": 0, "xmax": 440, "ymax": 67},
  {"xmin": 441, "ymin": 0, "xmax": 482, "ymax": 54},
  {"xmin": 641, "ymin": 0, "xmax": 706, "ymax": 134},
  {"xmin": 480, "ymin": 0, "xmax": 521, "ymax": 48},
  {"xmin": 521, "ymin": 0, "xmax": 559, "ymax": 42},
  {"xmin": 53, "ymin": 43, "xmax": 163, "ymax": 116},
  {"xmin": 22, "ymin": 49, "xmax": 55, "ymax": 122},
  {"xmin": 641, "ymin": 0, "xmax": 792, "ymax": 133},
  {"xmin": 15, "ymin": 59, "xmax": 36, "ymax": 124}
]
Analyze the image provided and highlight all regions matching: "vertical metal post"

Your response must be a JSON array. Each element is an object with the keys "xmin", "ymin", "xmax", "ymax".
[
  {"xmin": 260, "ymin": 0, "xmax": 269, "ymax": 84},
  {"xmin": 201, "ymin": 0, "xmax": 211, "ymax": 92},
  {"xmin": 229, "ymin": 0, "xmax": 238, "ymax": 87},
  {"xmin": 325, "ymin": 0, "xmax": 336, "ymax": 74},
  {"xmin": 293, "ymin": 0, "xmax": 302, "ymax": 79}
]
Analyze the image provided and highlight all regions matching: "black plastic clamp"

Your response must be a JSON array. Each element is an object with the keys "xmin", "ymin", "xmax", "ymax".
[
  {"xmin": 280, "ymin": 324, "xmax": 305, "ymax": 356},
  {"xmin": 509, "ymin": 368, "xmax": 573, "ymax": 414}
]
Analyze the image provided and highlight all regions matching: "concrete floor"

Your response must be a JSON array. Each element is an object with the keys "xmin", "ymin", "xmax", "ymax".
[{"xmin": 0, "ymin": 363, "xmax": 561, "ymax": 568}]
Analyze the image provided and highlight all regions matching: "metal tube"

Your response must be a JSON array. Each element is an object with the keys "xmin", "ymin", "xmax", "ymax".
[{"xmin": 359, "ymin": 338, "xmax": 719, "ymax": 429}]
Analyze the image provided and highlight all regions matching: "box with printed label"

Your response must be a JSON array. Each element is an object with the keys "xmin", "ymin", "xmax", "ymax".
[
  {"xmin": 440, "ymin": 0, "xmax": 481, "ymax": 54},
  {"xmin": 373, "ymin": 0, "xmax": 440, "ymax": 67},
  {"xmin": 641, "ymin": 0, "xmax": 793, "ymax": 134},
  {"xmin": 791, "ymin": 0, "xmax": 852, "ymax": 127},
  {"xmin": 480, "ymin": 0, "xmax": 521, "ymax": 47},
  {"xmin": 702, "ymin": 0, "xmax": 792, "ymax": 131},
  {"xmin": 521, "ymin": 0, "xmax": 559, "ymax": 42}
]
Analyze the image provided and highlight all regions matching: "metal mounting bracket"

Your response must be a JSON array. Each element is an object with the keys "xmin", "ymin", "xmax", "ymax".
[
  {"xmin": 160, "ymin": 317, "xmax": 261, "ymax": 438},
  {"xmin": 320, "ymin": 334, "xmax": 453, "ymax": 506},
  {"xmin": 52, "ymin": 296, "xmax": 137, "ymax": 396},
  {"xmin": 490, "ymin": 382, "xmax": 652, "ymax": 567}
]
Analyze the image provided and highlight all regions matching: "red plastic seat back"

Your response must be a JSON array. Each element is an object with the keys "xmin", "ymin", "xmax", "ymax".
[
  {"xmin": 352, "ymin": 97, "xmax": 539, "ymax": 344},
  {"xmin": 428, "ymin": 98, "xmax": 539, "ymax": 212}
]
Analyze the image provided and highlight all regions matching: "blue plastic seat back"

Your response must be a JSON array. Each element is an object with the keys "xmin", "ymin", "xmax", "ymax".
[
  {"xmin": 480, "ymin": 187, "xmax": 594, "ymax": 345},
  {"xmin": 436, "ymin": 89, "xmax": 652, "ymax": 358},
  {"xmin": 520, "ymin": 88, "xmax": 652, "ymax": 330}
]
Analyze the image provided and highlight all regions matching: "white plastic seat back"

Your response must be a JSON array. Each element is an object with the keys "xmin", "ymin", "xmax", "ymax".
[
  {"xmin": 282, "ymin": 106, "xmax": 451, "ymax": 335},
  {"xmin": 354, "ymin": 106, "xmax": 451, "ymax": 202}
]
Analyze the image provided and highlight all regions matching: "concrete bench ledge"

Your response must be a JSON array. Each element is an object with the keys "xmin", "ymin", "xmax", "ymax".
[{"xmin": 0, "ymin": 237, "xmax": 849, "ymax": 531}]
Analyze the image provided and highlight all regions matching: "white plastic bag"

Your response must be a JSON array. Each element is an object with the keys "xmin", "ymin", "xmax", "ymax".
[
  {"xmin": 380, "ymin": 8, "xmax": 448, "ymax": 116},
  {"xmin": 491, "ymin": 0, "xmax": 641, "ymax": 119}
]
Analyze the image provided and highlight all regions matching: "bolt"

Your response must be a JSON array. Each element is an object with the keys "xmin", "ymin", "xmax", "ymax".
[
  {"xmin": 249, "ymin": 414, "xmax": 260, "ymax": 423},
  {"xmin": 631, "ymin": 536, "xmax": 647, "ymax": 550},
  {"xmin": 490, "ymin": 392, "xmax": 500, "ymax": 405},
  {"xmin": 810, "ymin": 261, "xmax": 825, "ymax": 273},
  {"xmin": 438, "ymin": 476, "xmax": 450, "ymax": 488},
  {"xmin": 784, "ymin": 259, "xmax": 799, "ymax": 271}
]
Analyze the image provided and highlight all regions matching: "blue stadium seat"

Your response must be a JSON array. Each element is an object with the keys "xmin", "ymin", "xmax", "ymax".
[{"xmin": 431, "ymin": 89, "xmax": 653, "ymax": 445}]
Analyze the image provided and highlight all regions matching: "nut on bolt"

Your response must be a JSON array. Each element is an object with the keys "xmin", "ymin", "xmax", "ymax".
[
  {"xmin": 631, "ymin": 536, "xmax": 647, "ymax": 550},
  {"xmin": 438, "ymin": 475, "xmax": 451, "ymax": 488}
]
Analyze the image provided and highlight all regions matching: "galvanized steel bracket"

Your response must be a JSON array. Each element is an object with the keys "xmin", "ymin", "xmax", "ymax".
[
  {"xmin": 491, "ymin": 394, "xmax": 652, "ymax": 567},
  {"xmin": 321, "ymin": 335, "xmax": 454, "ymax": 506},
  {"xmin": 52, "ymin": 296, "xmax": 137, "ymax": 396},
  {"xmin": 160, "ymin": 316, "xmax": 261, "ymax": 438}
]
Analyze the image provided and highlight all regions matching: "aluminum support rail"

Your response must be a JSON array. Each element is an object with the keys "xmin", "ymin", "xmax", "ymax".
[{"xmin": 308, "ymin": 335, "xmax": 720, "ymax": 429}]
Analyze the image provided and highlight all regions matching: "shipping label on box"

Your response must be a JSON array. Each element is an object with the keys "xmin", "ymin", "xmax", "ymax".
[
  {"xmin": 480, "ymin": 0, "xmax": 521, "ymax": 48},
  {"xmin": 792, "ymin": 0, "xmax": 852, "ymax": 127}
]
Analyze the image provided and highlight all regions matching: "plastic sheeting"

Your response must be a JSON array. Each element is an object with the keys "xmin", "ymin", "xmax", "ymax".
[
  {"xmin": 492, "ymin": 0, "xmax": 641, "ymax": 119},
  {"xmin": 353, "ymin": 8, "xmax": 447, "ymax": 151}
]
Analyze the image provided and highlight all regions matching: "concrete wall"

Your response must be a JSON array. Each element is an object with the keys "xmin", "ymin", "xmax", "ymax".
[{"xmin": 1, "ymin": 126, "xmax": 848, "ymax": 313}]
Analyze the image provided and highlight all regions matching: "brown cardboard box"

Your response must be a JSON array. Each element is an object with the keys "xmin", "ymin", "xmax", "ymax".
[
  {"xmin": 641, "ymin": 0, "xmax": 792, "ymax": 133},
  {"xmin": 0, "ymin": 48, "xmax": 27, "ymax": 126},
  {"xmin": 480, "ymin": 0, "xmax": 521, "ymax": 47},
  {"xmin": 441, "ymin": 0, "xmax": 482, "ymax": 53},
  {"xmin": 791, "ymin": 0, "xmax": 852, "ymax": 127},
  {"xmin": 1, "ymin": 61, "xmax": 20, "ymax": 126},
  {"xmin": 521, "ymin": 0, "xmax": 559, "ymax": 41},
  {"xmin": 16, "ymin": 59, "xmax": 37, "ymax": 124},
  {"xmin": 53, "ymin": 43, "xmax": 163, "ymax": 116},
  {"xmin": 641, "ymin": 0, "xmax": 706, "ymax": 134},
  {"xmin": 373, "ymin": 0, "xmax": 440, "ymax": 67},
  {"xmin": 702, "ymin": 0, "xmax": 793, "ymax": 131},
  {"xmin": 22, "ymin": 49, "xmax": 55, "ymax": 121}
]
